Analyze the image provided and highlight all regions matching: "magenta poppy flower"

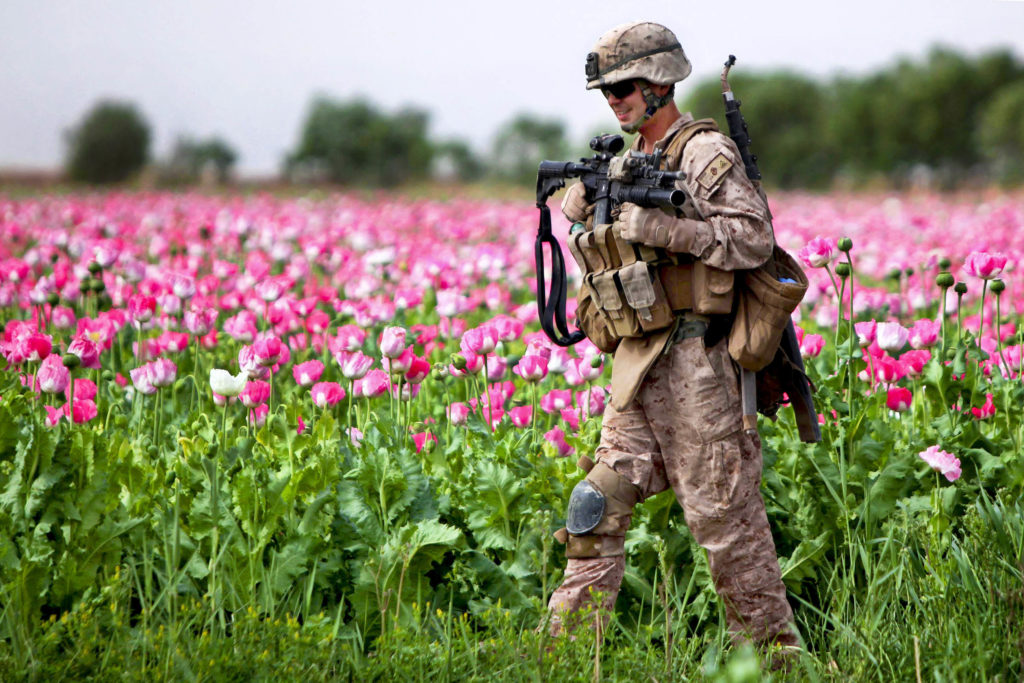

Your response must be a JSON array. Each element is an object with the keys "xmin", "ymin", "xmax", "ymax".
[
  {"xmin": 800, "ymin": 333, "xmax": 825, "ymax": 358},
  {"xmin": 885, "ymin": 386, "xmax": 912, "ymax": 412},
  {"xmin": 18, "ymin": 332, "xmax": 53, "ymax": 362},
  {"xmin": 972, "ymin": 393, "xmax": 996, "ymax": 420},
  {"xmin": 405, "ymin": 355, "xmax": 431, "ymax": 384},
  {"xmin": 129, "ymin": 294, "xmax": 157, "ymax": 323},
  {"xmin": 184, "ymin": 306, "xmax": 218, "ymax": 336},
  {"xmin": 854, "ymin": 321, "xmax": 877, "ymax": 347},
  {"xmin": 64, "ymin": 398, "xmax": 98, "ymax": 424},
  {"xmin": 899, "ymin": 350, "xmax": 932, "ymax": 378},
  {"xmin": 541, "ymin": 389, "xmax": 573, "ymax": 414},
  {"xmin": 51, "ymin": 306, "xmax": 77, "ymax": 330},
  {"xmin": 253, "ymin": 336, "xmax": 283, "ymax": 367},
  {"xmin": 240, "ymin": 380, "xmax": 271, "ymax": 408},
  {"xmin": 65, "ymin": 378, "xmax": 98, "ymax": 402},
  {"xmin": 412, "ymin": 431, "xmax": 437, "ymax": 453},
  {"xmin": 129, "ymin": 364, "xmax": 157, "ymax": 396}
]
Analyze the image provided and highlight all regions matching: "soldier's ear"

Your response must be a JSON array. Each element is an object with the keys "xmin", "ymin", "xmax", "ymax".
[{"xmin": 648, "ymin": 82, "xmax": 672, "ymax": 97}]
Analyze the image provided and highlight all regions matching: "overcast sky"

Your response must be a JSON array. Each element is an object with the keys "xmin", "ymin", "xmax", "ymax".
[{"xmin": 2, "ymin": 0, "xmax": 1022, "ymax": 175}]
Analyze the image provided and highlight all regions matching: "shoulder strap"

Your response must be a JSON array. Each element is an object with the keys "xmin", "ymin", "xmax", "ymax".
[{"xmin": 660, "ymin": 118, "xmax": 719, "ymax": 168}]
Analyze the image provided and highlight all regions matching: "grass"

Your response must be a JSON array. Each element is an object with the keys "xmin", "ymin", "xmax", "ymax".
[{"xmin": 2, "ymin": 494, "xmax": 1020, "ymax": 682}]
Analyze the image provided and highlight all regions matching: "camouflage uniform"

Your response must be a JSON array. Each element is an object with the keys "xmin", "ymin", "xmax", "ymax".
[{"xmin": 549, "ymin": 103, "xmax": 797, "ymax": 646}]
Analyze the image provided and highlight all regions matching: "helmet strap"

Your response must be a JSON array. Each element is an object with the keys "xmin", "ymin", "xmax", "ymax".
[{"xmin": 621, "ymin": 81, "xmax": 675, "ymax": 134}]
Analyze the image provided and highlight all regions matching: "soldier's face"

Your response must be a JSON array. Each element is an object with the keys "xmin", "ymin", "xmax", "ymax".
[{"xmin": 603, "ymin": 80, "xmax": 645, "ymax": 128}]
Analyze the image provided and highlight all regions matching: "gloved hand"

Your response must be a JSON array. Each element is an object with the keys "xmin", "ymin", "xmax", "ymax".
[
  {"xmin": 617, "ymin": 204, "xmax": 708, "ymax": 255},
  {"xmin": 560, "ymin": 182, "xmax": 591, "ymax": 223}
]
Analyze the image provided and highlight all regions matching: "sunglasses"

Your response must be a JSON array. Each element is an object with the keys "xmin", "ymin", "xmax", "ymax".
[{"xmin": 601, "ymin": 80, "xmax": 638, "ymax": 99}]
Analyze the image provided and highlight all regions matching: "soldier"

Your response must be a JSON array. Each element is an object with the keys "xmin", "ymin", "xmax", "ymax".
[{"xmin": 549, "ymin": 21, "xmax": 800, "ymax": 654}]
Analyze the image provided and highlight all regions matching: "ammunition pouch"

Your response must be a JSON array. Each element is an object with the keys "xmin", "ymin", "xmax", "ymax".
[{"xmin": 568, "ymin": 219, "xmax": 690, "ymax": 348}]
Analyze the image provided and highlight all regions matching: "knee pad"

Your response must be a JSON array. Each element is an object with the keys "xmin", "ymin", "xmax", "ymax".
[{"xmin": 555, "ymin": 457, "xmax": 641, "ymax": 558}]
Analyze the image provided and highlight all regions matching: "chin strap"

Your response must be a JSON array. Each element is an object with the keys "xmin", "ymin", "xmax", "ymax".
[{"xmin": 621, "ymin": 81, "xmax": 675, "ymax": 134}]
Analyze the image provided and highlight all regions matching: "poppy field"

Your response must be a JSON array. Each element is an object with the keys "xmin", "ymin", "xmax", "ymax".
[{"xmin": 1, "ymin": 190, "xmax": 1022, "ymax": 680}]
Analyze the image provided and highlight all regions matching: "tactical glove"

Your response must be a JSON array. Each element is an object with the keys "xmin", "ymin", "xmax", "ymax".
[
  {"xmin": 560, "ymin": 182, "xmax": 591, "ymax": 223},
  {"xmin": 618, "ymin": 204, "xmax": 709, "ymax": 256}
]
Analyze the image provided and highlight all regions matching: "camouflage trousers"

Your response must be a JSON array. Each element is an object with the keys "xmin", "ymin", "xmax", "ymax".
[{"xmin": 548, "ymin": 334, "xmax": 796, "ymax": 646}]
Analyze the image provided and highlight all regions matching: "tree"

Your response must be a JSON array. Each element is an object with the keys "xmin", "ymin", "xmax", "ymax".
[
  {"xmin": 977, "ymin": 80, "xmax": 1024, "ymax": 184},
  {"xmin": 287, "ymin": 96, "xmax": 433, "ymax": 187},
  {"xmin": 491, "ymin": 115, "xmax": 568, "ymax": 186},
  {"xmin": 681, "ymin": 71, "xmax": 834, "ymax": 188},
  {"xmin": 65, "ymin": 100, "xmax": 151, "ymax": 184},
  {"xmin": 432, "ymin": 140, "xmax": 484, "ymax": 183},
  {"xmin": 163, "ymin": 136, "xmax": 238, "ymax": 184}
]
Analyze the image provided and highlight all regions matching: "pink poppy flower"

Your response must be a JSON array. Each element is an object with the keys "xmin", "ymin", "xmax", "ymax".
[
  {"xmin": 292, "ymin": 360, "xmax": 324, "ymax": 387},
  {"xmin": 149, "ymin": 358, "xmax": 178, "ymax": 387},
  {"xmin": 184, "ymin": 306, "xmax": 218, "ymax": 336},
  {"xmin": 310, "ymin": 381, "xmax": 346, "ymax": 408},
  {"xmin": 854, "ymin": 321, "xmax": 877, "ymax": 347},
  {"xmin": 508, "ymin": 405, "xmax": 533, "ymax": 428},
  {"xmin": 240, "ymin": 380, "xmax": 271, "ymax": 408},
  {"xmin": 460, "ymin": 325, "xmax": 499, "ymax": 356},
  {"xmin": 800, "ymin": 333, "xmax": 825, "ymax": 358},
  {"xmin": 918, "ymin": 445, "xmax": 961, "ymax": 482},
  {"xmin": 544, "ymin": 426, "xmax": 574, "ymax": 457},
  {"xmin": 963, "ymin": 251, "xmax": 1007, "ymax": 280},
  {"xmin": 447, "ymin": 402, "xmax": 470, "ymax": 425},
  {"xmin": 797, "ymin": 236, "xmax": 837, "ymax": 268},
  {"xmin": 37, "ymin": 354, "xmax": 70, "ymax": 394},
  {"xmin": 357, "ymin": 369, "xmax": 390, "ymax": 398},
  {"xmin": 876, "ymin": 322, "xmax": 909, "ymax": 353},
  {"xmin": 338, "ymin": 350, "xmax": 374, "ymax": 380},
  {"xmin": 379, "ymin": 326, "xmax": 408, "ymax": 359},
  {"xmin": 908, "ymin": 319, "xmax": 940, "ymax": 349},
  {"xmin": 513, "ymin": 354, "xmax": 548, "ymax": 382}
]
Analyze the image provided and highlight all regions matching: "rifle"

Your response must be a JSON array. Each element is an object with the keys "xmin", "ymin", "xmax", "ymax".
[
  {"xmin": 534, "ymin": 134, "xmax": 686, "ymax": 346},
  {"xmin": 722, "ymin": 55, "xmax": 821, "ymax": 443}
]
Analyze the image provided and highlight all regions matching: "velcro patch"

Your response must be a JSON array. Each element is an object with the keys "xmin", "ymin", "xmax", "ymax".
[{"xmin": 696, "ymin": 153, "xmax": 732, "ymax": 192}]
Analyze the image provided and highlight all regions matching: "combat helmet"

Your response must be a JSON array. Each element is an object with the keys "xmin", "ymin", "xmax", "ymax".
[{"xmin": 585, "ymin": 21, "xmax": 691, "ymax": 91}]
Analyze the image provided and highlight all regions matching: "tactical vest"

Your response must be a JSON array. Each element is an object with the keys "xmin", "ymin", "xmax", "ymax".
[{"xmin": 568, "ymin": 118, "xmax": 725, "ymax": 350}]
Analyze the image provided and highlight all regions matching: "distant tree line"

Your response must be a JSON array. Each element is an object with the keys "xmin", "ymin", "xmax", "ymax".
[
  {"xmin": 61, "ymin": 46, "xmax": 1024, "ymax": 189},
  {"xmin": 680, "ymin": 46, "xmax": 1024, "ymax": 188}
]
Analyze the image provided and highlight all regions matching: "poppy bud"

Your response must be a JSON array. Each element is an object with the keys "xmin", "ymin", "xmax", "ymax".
[
  {"xmin": 835, "ymin": 262, "xmax": 851, "ymax": 278},
  {"xmin": 935, "ymin": 272, "xmax": 954, "ymax": 288},
  {"xmin": 954, "ymin": 282, "xmax": 967, "ymax": 295},
  {"xmin": 837, "ymin": 237, "xmax": 853, "ymax": 252}
]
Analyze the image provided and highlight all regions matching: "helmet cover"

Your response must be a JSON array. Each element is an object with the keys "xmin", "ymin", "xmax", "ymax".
[{"xmin": 585, "ymin": 21, "xmax": 692, "ymax": 90}]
